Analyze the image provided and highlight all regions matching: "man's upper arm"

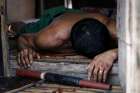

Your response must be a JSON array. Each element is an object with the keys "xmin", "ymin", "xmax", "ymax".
[{"xmin": 106, "ymin": 19, "xmax": 117, "ymax": 40}]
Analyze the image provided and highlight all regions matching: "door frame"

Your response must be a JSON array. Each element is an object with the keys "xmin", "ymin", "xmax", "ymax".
[{"xmin": 0, "ymin": 0, "xmax": 10, "ymax": 77}]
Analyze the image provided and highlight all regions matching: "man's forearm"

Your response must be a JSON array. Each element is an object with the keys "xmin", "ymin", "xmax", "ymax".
[
  {"xmin": 17, "ymin": 33, "xmax": 41, "ymax": 68},
  {"xmin": 17, "ymin": 34, "xmax": 36, "ymax": 50},
  {"xmin": 110, "ymin": 48, "xmax": 118, "ymax": 62}
]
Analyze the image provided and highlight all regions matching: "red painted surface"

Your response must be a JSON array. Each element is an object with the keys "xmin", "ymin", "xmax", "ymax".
[
  {"xmin": 16, "ymin": 69, "xmax": 111, "ymax": 90},
  {"xmin": 16, "ymin": 69, "xmax": 41, "ymax": 79},
  {"xmin": 79, "ymin": 80, "xmax": 111, "ymax": 90}
]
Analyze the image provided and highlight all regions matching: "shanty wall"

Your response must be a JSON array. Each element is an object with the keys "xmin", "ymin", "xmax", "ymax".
[
  {"xmin": 118, "ymin": 0, "xmax": 140, "ymax": 92},
  {"xmin": 6, "ymin": 0, "xmax": 35, "ymax": 22}
]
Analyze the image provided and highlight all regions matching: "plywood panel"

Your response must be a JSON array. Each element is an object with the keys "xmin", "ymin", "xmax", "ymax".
[{"xmin": 7, "ymin": 0, "xmax": 35, "ymax": 22}]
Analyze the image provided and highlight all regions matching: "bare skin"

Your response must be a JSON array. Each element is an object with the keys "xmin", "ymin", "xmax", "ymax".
[{"xmin": 16, "ymin": 12, "xmax": 117, "ymax": 82}]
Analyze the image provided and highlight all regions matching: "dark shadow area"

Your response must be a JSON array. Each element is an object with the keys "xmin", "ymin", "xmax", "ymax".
[
  {"xmin": 0, "ymin": 17, "xmax": 4, "ymax": 76},
  {"xmin": 73, "ymin": 0, "xmax": 116, "ymax": 8},
  {"xmin": 0, "ymin": 77, "xmax": 39, "ymax": 92},
  {"xmin": 35, "ymin": 0, "xmax": 116, "ymax": 17}
]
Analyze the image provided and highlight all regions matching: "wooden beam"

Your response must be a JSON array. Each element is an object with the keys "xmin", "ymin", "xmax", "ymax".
[
  {"xmin": 64, "ymin": 0, "xmax": 73, "ymax": 9},
  {"xmin": 40, "ymin": 0, "xmax": 44, "ymax": 16},
  {"xmin": 118, "ymin": 0, "xmax": 140, "ymax": 92},
  {"xmin": 0, "ymin": 0, "xmax": 10, "ymax": 77}
]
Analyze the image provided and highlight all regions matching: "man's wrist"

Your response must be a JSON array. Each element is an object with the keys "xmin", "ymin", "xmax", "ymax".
[{"xmin": 111, "ymin": 49, "xmax": 118, "ymax": 61}]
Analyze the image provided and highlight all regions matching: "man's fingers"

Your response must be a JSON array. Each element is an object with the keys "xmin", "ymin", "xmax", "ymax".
[
  {"xmin": 32, "ymin": 50, "xmax": 36, "ymax": 57},
  {"xmin": 103, "ymin": 64, "xmax": 112, "ymax": 82},
  {"xmin": 28, "ymin": 49, "xmax": 33, "ymax": 64},
  {"xmin": 87, "ymin": 63, "xmax": 95, "ymax": 80},
  {"xmin": 17, "ymin": 53, "xmax": 21, "ymax": 66},
  {"xmin": 20, "ymin": 51, "xmax": 27, "ymax": 68},
  {"xmin": 23, "ymin": 49, "xmax": 31, "ymax": 68},
  {"xmin": 103, "ymin": 69, "xmax": 108, "ymax": 82},
  {"xmin": 17, "ymin": 52, "xmax": 25, "ymax": 69},
  {"xmin": 98, "ymin": 67, "xmax": 104, "ymax": 82},
  {"xmin": 92, "ymin": 67, "xmax": 99, "ymax": 81},
  {"xmin": 17, "ymin": 48, "xmax": 41, "ymax": 68},
  {"xmin": 17, "ymin": 48, "xmax": 40, "ymax": 68},
  {"xmin": 32, "ymin": 50, "xmax": 40, "ymax": 59},
  {"xmin": 36, "ymin": 53, "xmax": 41, "ymax": 59},
  {"xmin": 29, "ymin": 53, "xmax": 33, "ymax": 64},
  {"xmin": 24, "ymin": 56, "xmax": 30, "ymax": 67}
]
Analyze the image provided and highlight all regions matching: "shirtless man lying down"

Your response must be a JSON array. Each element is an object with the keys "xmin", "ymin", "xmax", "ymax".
[{"xmin": 10, "ymin": 6, "xmax": 117, "ymax": 83}]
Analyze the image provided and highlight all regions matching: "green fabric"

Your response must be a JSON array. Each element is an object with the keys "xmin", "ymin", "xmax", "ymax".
[{"xmin": 17, "ymin": 6, "xmax": 81, "ymax": 36}]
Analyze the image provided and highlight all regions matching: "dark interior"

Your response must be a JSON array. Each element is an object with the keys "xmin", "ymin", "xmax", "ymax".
[
  {"xmin": 0, "ymin": 18, "xmax": 4, "ymax": 76},
  {"xmin": 35, "ymin": 0, "xmax": 116, "ymax": 17}
]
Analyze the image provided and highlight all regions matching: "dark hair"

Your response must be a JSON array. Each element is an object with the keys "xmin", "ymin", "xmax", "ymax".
[
  {"xmin": 10, "ymin": 22, "xmax": 25, "ymax": 32},
  {"xmin": 70, "ymin": 18, "xmax": 111, "ymax": 58}
]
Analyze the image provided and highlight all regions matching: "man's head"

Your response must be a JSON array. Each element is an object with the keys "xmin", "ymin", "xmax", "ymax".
[{"xmin": 71, "ymin": 18, "xmax": 111, "ymax": 58}]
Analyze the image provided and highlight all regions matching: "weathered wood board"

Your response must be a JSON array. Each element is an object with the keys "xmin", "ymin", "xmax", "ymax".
[
  {"xmin": 8, "ymin": 40, "xmax": 121, "ymax": 93},
  {"xmin": 9, "ymin": 47, "xmax": 120, "ymax": 85}
]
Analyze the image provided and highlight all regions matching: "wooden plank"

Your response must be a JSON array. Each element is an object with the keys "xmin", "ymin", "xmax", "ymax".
[
  {"xmin": 125, "ymin": 0, "xmax": 140, "ymax": 93},
  {"xmin": 5, "ymin": 82, "xmax": 35, "ymax": 93},
  {"xmin": 9, "ymin": 59, "xmax": 120, "ymax": 85},
  {"xmin": 8, "ymin": 37, "xmax": 120, "ymax": 85},
  {"xmin": 40, "ymin": 0, "xmax": 44, "ymax": 16},
  {"xmin": 8, "ymin": 83, "xmax": 123, "ymax": 93},
  {"xmin": 9, "ymin": 45, "xmax": 120, "ymax": 84},
  {"xmin": 0, "ymin": 0, "xmax": 4, "ymax": 76},
  {"xmin": 1, "ymin": 0, "xmax": 10, "ymax": 77},
  {"xmin": 64, "ymin": 0, "xmax": 73, "ymax": 9},
  {"xmin": 10, "ymin": 60, "xmax": 118, "ymax": 74},
  {"xmin": 118, "ymin": 0, "xmax": 140, "ymax": 92}
]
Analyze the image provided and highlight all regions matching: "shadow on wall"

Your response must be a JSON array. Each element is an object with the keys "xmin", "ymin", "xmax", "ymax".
[{"xmin": 0, "ymin": 18, "xmax": 4, "ymax": 76}]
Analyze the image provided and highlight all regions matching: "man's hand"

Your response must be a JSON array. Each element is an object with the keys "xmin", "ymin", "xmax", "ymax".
[
  {"xmin": 87, "ymin": 49, "xmax": 117, "ymax": 82},
  {"xmin": 17, "ymin": 48, "xmax": 40, "ymax": 68}
]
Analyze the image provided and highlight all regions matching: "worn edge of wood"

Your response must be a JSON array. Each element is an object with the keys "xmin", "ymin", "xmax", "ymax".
[{"xmin": 1, "ymin": 0, "xmax": 10, "ymax": 77}]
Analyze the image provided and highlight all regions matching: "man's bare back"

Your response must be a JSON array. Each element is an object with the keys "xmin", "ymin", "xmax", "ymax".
[{"xmin": 16, "ymin": 12, "xmax": 118, "ymax": 83}]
